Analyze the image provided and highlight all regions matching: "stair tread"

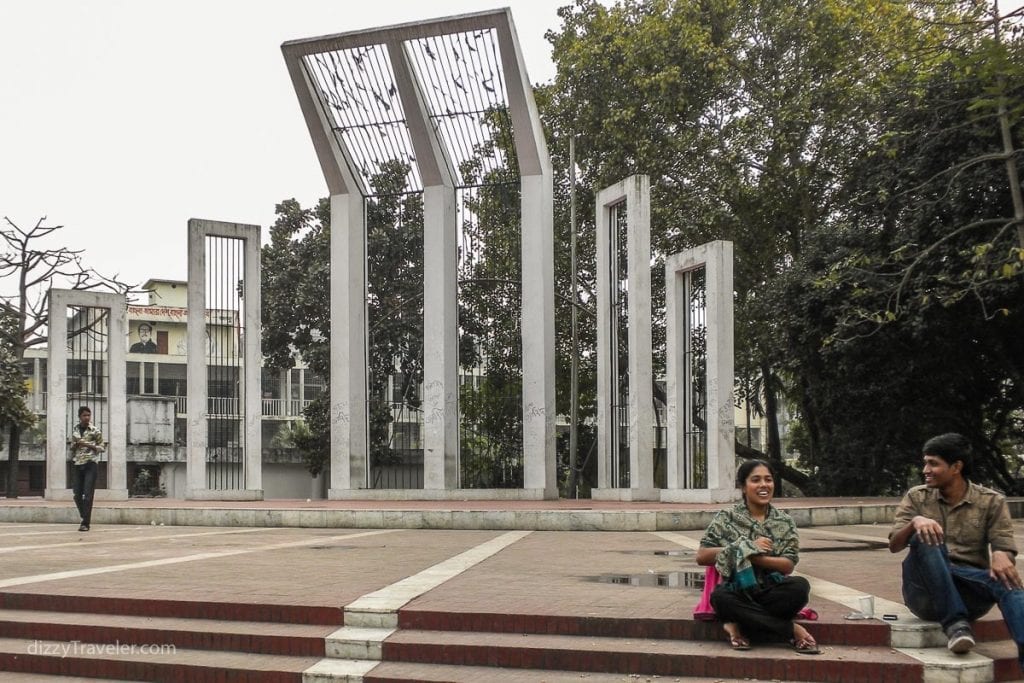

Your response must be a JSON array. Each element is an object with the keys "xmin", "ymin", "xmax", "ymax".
[
  {"xmin": 0, "ymin": 607, "xmax": 333, "ymax": 636},
  {"xmin": 0, "ymin": 637, "xmax": 320, "ymax": 670},
  {"xmin": 386, "ymin": 628, "xmax": 921, "ymax": 664},
  {"xmin": 367, "ymin": 661, "xmax": 791, "ymax": 682}
]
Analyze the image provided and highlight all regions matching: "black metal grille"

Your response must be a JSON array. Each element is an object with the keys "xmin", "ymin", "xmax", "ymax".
[
  {"xmin": 66, "ymin": 304, "xmax": 111, "ymax": 488},
  {"xmin": 205, "ymin": 235, "xmax": 245, "ymax": 490}
]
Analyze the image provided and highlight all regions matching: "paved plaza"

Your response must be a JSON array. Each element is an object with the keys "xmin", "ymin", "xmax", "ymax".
[{"xmin": 0, "ymin": 500, "xmax": 1021, "ymax": 681}]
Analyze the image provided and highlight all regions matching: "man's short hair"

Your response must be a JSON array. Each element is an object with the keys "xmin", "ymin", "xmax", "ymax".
[
  {"xmin": 77, "ymin": 405, "xmax": 91, "ymax": 417},
  {"xmin": 923, "ymin": 432, "xmax": 972, "ymax": 478}
]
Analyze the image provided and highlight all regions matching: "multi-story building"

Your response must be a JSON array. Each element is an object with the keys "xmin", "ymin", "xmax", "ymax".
[{"xmin": 4, "ymin": 279, "xmax": 325, "ymax": 498}]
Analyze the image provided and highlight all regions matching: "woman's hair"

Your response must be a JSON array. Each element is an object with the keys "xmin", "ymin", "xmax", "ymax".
[{"xmin": 735, "ymin": 459, "xmax": 774, "ymax": 489}]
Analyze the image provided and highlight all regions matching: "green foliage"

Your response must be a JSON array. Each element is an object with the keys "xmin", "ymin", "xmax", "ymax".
[
  {"xmin": 777, "ymin": 30, "xmax": 1024, "ymax": 493},
  {"xmin": 0, "ymin": 312, "xmax": 34, "ymax": 435},
  {"xmin": 260, "ymin": 162, "xmax": 426, "ymax": 478},
  {"xmin": 543, "ymin": 0, "xmax": 1024, "ymax": 493}
]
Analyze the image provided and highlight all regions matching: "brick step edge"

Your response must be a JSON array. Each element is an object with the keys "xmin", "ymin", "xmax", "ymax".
[
  {"xmin": 0, "ymin": 638, "xmax": 319, "ymax": 683},
  {"xmin": 0, "ymin": 618, "xmax": 325, "ymax": 656},
  {"xmin": 0, "ymin": 591, "xmax": 343, "ymax": 625},
  {"xmin": 383, "ymin": 631, "xmax": 925, "ymax": 683},
  {"xmin": 397, "ymin": 609, "xmax": 893, "ymax": 647}
]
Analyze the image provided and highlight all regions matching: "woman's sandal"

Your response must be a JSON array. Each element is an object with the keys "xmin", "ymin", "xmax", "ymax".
[
  {"xmin": 729, "ymin": 634, "xmax": 751, "ymax": 651},
  {"xmin": 791, "ymin": 635, "xmax": 821, "ymax": 655}
]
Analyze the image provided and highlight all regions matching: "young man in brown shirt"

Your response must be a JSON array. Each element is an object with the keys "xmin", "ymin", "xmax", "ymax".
[{"xmin": 889, "ymin": 433, "xmax": 1023, "ymax": 665}]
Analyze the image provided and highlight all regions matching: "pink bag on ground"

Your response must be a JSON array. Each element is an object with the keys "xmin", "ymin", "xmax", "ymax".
[{"xmin": 691, "ymin": 565, "xmax": 818, "ymax": 621}]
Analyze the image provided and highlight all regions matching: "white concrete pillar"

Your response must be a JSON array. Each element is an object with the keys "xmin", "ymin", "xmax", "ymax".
[
  {"xmin": 520, "ymin": 172, "xmax": 556, "ymax": 496},
  {"xmin": 45, "ymin": 289, "xmax": 128, "ymax": 501},
  {"xmin": 498, "ymin": 18, "xmax": 557, "ymax": 499},
  {"xmin": 329, "ymin": 193, "xmax": 368, "ymax": 492},
  {"xmin": 663, "ymin": 240, "xmax": 736, "ymax": 503},
  {"xmin": 186, "ymin": 219, "xmax": 263, "ymax": 501},
  {"xmin": 593, "ymin": 175, "xmax": 657, "ymax": 501}
]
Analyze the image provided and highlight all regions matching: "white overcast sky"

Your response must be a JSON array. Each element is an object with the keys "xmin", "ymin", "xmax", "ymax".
[
  {"xmin": 0, "ymin": 0, "xmax": 568, "ymax": 295},
  {"xmin": 3, "ymin": 1, "xmax": 1020, "ymax": 300}
]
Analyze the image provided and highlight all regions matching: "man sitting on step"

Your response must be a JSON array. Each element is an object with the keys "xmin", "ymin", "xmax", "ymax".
[{"xmin": 889, "ymin": 432, "xmax": 1024, "ymax": 667}]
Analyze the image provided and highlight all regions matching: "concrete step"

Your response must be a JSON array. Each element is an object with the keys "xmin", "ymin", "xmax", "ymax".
[
  {"xmin": 398, "ymin": 608, "xmax": 892, "ymax": 646},
  {"xmin": 0, "ymin": 636, "xmax": 320, "ymax": 682},
  {"xmin": 0, "ymin": 607, "xmax": 331, "ymax": 655},
  {"xmin": 0, "ymin": 589, "xmax": 344, "ymax": 625},
  {"xmin": 381, "ymin": 629, "xmax": 926, "ymax": 682},
  {"xmin": 975, "ymin": 639, "xmax": 1024, "ymax": 682}
]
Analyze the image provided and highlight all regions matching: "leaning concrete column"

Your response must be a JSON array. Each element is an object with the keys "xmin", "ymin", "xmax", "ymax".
[{"xmin": 498, "ymin": 18, "xmax": 557, "ymax": 498}]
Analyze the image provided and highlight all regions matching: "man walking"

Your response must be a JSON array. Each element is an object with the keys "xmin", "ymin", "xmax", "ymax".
[
  {"xmin": 889, "ymin": 433, "xmax": 1024, "ymax": 664},
  {"xmin": 69, "ymin": 406, "xmax": 104, "ymax": 531}
]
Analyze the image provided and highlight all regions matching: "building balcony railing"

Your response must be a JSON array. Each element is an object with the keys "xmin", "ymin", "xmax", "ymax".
[{"xmin": 35, "ymin": 393, "xmax": 315, "ymax": 419}]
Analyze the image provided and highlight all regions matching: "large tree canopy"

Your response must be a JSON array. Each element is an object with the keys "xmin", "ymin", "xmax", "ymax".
[{"xmin": 542, "ymin": 0, "xmax": 1023, "ymax": 493}]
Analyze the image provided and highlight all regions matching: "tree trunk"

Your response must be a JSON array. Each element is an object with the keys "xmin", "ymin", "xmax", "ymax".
[
  {"xmin": 5, "ymin": 424, "xmax": 20, "ymax": 498},
  {"xmin": 760, "ymin": 360, "xmax": 783, "ymax": 443}
]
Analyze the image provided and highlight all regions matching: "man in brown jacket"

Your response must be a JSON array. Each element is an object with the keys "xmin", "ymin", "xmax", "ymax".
[{"xmin": 889, "ymin": 433, "xmax": 1023, "ymax": 666}]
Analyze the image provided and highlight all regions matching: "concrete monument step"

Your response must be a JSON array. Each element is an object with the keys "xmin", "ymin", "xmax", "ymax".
[
  {"xmin": 0, "ymin": 636, "xmax": 318, "ymax": 682},
  {"xmin": 379, "ymin": 628, "xmax": 926, "ymax": 682},
  {"xmin": 0, "ymin": 607, "xmax": 332, "ymax": 656}
]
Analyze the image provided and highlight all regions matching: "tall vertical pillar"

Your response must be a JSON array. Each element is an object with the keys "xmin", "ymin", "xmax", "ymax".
[
  {"xmin": 593, "ymin": 175, "xmax": 657, "ymax": 501},
  {"xmin": 329, "ymin": 193, "xmax": 368, "ymax": 491},
  {"xmin": 186, "ymin": 219, "xmax": 263, "ymax": 501},
  {"xmin": 663, "ymin": 240, "xmax": 736, "ymax": 503},
  {"xmin": 45, "ymin": 289, "xmax": 128, "ymax": 501}
]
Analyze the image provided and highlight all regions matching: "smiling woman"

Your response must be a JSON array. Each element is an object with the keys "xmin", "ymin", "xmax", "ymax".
[{"xmin": 695, "ymin": 460, "xmax": 820, "ymax": 654}]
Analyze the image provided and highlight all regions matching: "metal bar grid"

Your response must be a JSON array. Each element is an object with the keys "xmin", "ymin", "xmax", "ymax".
[{"xmin": 205, "ymin": 235, "xmax": 245, "ymax": 491}]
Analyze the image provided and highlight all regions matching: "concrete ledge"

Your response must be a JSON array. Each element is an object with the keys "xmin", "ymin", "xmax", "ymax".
[
  {"xmin": 895, "ymin": 647, "xmax": 993, "ymax": 683},
  {"xmin": 45, "ymin": 488, "xmax": 128, "ymax": 501},
  {"xmin": 185, "ymin": 488, "xmax": 264, "ymax": 501},
  {"xmin": 660, "ymin": 488, "xmax": 737, "ymax": 503},
  {"xmin": 1, "ymin": 499, "xmax": 1018, "ymax": 532},
  {"xmin": 328, "ymin": 488, "xmax": 552, "ymax": 500},
  {"xmin": 591, "ymin": 487, "xmax": 661, "ymax": 502}
]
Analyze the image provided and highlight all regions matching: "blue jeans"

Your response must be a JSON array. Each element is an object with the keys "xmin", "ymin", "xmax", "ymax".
[
  {"xmin": 72, "ymin": 461, "xmax": 97, "ymax": 525},
  {"xmin": 903, "ymin": 535, "xmax": 1024, "ymax": 664}
]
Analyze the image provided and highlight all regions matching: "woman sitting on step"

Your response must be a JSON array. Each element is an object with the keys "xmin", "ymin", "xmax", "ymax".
[{"xmin": 696, "ymin": 459, "xmax": 820, "ymax": 654}]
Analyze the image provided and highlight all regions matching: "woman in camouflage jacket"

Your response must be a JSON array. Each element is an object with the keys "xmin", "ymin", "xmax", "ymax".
[{"xmin": 696, "ymin": 459, "xmax": 819, "ymax": 654}]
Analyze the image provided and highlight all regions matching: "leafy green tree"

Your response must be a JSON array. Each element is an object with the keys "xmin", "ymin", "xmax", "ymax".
[
  {"xmin": 779, "ymin": 6, "xmax": 1024, "ymax": 493},
  {"xmin": 543, "ymin": 0, "xmax": 928, "ymax": 489},
  {"xmin": 260, "ymin": 162, "xmax": 424, "ymax": 479}
]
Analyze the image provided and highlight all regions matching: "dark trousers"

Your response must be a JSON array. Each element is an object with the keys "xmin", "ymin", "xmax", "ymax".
[
  {"xmin": 710, "ymin": 575, "xmax": 810, "ymax": 641},
  {"xmin": 903, "ymin": 535, "xmax": 1024, "ymax": 666},
  {"xmin": 72, "ymin": 461, "xmax": 97, "ymax": 525}
]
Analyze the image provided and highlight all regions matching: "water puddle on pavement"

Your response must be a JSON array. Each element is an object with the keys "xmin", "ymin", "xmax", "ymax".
[{"xmin": 589, "ymin": 569, "xmax": 706, "ymax": 589}]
